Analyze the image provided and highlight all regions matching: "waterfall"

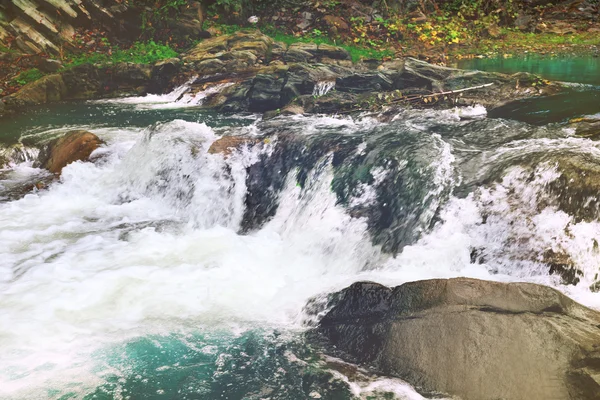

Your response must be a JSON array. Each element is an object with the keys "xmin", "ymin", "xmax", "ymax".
[
  {"xmin": 96, "ymin": 78, "xmax": 233, "ymax": 109},
  {"xmin": 312, "ymin": 80, "xmax": 336, "ymax": 97},
  {"xmin": 1, "ymin": 100, "xmax": 600, "ymax": 399}
]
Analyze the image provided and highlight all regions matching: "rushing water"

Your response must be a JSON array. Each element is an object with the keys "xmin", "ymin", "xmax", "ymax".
[
  {"xmin": 458, "ymin": 56, "xmax": 600, "ymax": 125},
  {"xmin": 1, "ymin": 76, "xmax": 600, "ymax": 399}
]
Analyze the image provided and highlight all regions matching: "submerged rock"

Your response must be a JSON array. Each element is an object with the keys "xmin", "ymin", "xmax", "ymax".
[
  {"xmin": 36, "ymin": 130, "xmax": 103, "ymax": 174},
  {"xmin": 318, "ymin": 278, "xmax": 600, "ymax": 400}
]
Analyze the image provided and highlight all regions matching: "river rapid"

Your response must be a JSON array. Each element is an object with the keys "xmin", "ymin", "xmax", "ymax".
[{"xmin": 1, "ymin": 71, "xmax": 600, "ymax": 399}]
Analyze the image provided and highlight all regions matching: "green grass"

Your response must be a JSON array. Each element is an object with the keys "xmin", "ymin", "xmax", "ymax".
[
  {"xmin": 11, "ymin": 68, "xmax": 45, "ymax": 86},
  {"xmin": 265, "ymin": 31, "xmax": 394, "ymax": 63},
  {"xmin": 64, "ymin": 41, "xmax": 178, "ymax": 68}
]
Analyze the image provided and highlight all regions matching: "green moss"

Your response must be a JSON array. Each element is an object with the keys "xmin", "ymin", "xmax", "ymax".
[
  {"xmin": 11, "ymin": 68, "xmax": 44, "ymax": 86},
  {"xmin": 64, "ymin": 41, "xmax": 178, "ymax": 68}
]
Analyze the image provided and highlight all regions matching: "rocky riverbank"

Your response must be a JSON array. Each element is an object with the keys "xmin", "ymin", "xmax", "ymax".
[{"xmin": 0, "ymin": 30, "xmax": 568, "ymax": 120}]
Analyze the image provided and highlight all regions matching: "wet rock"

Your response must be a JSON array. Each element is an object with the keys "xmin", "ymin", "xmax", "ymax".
[
  {"xmin": 208, "ymin": 136, "xmax": 260, "ymax": 156},
  {"xmin": 296, "ymin": 91, "xmax": 359, "ymax": 114},
  {"xmin": 543, "ymin": 249, "xmax": 583, "ymax": 285},
  {"xmin": 571, "ymin": 117, "xmax": 600, "ymax": 139},
  {"xmin": 248, "ymin": 67, "xmax": 288, "ymax": 112},
  {"xmin": 546, "ymin": 155, "xmax": 600, "ymax": 222},
  {"xmin": 336, "ymin": 72, "xmax": 393, "ymax": 93},
  {"xmin": 36, "ymin": 130, "xmax": 103, "ymax": 174},
  {"xmin": 149, "ymin": 58, "xmax": 181, "ymax": 94},
  {"xmin": 262, "ymin": 104, "xmax": 304, "ymax": 120},
  {"xmin": 319, "ymin": 278, "xmax": 600, "ymax": 400}
]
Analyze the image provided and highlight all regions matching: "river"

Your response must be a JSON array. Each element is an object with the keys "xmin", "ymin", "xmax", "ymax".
[{"xmin": 1, "ymin": 59, "xmax": 600, "ymax": 399}]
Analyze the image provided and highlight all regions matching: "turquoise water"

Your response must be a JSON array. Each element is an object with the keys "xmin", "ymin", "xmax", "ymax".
[
  {"xmin": 458, "ymin": 56, "xmax": 600, "ymax": 124},
  {"xmin": 3, "ymin": 59, "xmax": 600, "ymax": 400},
  {"xmin": 457, "ymin": 56, "xmax": 600, "ymax": 85},
  {"xmin": 0, "ymin": 102, "xmax": 252, "ymax": 145}
]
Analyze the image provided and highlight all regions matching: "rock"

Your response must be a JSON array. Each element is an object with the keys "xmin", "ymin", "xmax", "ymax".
[
  {"xmin": 263, "ymin": 104, "xmax": 305, "ymax": 120},
  {"xmin": 543, "ymin": 249, "xmax": 583, "ymax": 285},
  {"xmin": 545, "ymin": 154, "xmax": 600, "ymax": 223},
  {"xmin": 296, "ymin": 91, "xmax": 359, "ymax": 114},
  {"xmin": 208, "ymin": 136, "xmax": 260, "ymax": 156},
  {"xmin": 571, "ymin": 118, "xmax": 600, "ymax": 139},
  {"xmin": 323, "ymin": 15, "xmax": 350, "ymax": 33},
  {"xmin": 514, "ymin": 13, "xmax": 535, "ymax": 31},
  {"xmin": 283, "ymin": 43, "xmax": 351, "ymax": 63},
  {"xmin": 316, "ymin": 44, "xmax": 351, "ymax": 61},
  {"xmin": 38, "ymin": 58, "xmax": 63, "ymax": 73},
  {"xmin": 336, "ymin": 72, "xmax": 393, "ymax": 93},
  {"xmin": 36, "ymin": 130, "xmax": 103, "ymax": 174},
  {"xmin": 184, "ymin": 31, "xmax": 273, "ymax": 73},
  {"xmin": 318, "ymin": 278, "xmax": 600, "ymax": 400},
  {"xmin": 149, "ymin": 58, "xmax": 181, "ymax": 93},
  {"xmin": 285, "ymin": 43, "xmax": 318, "ymax": 63},
  {"xmin": 3, "ymin": 74, "xmax": 66, "ymax": 106},
  {"xmin": 281, "ymin": 104, "xmax": 304, "ymax": 116}
]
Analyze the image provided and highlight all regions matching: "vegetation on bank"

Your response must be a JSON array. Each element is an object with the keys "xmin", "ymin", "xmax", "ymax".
[
  {"xmin": 11, "ymin": 68, "xmax": 44, "ymax": 86},
  {"xmin": 1, "ymin": 0, "xmax": 597, "ymax": 95},
  {"xmin": 63, "ymin": 41, "xmax": 178, "ymax": 68}
]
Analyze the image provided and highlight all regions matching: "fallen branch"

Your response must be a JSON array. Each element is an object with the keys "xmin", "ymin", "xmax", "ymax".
[
  {"xmin": 390, "ymin": 82, "xmax": 495, "ymax": 104},
  {"xmin": 335, "ymin": 82, "xmax": 496, "ymax": 114}
]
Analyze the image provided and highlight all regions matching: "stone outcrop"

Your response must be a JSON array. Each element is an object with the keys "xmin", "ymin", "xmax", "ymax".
[
  {"xmin": 36, "ymin": 130, "xmax": 103, "ymax": 174},
  {"xmin": 318, "ymin": 278, "xmax": 600, "ymax": 400},
  {"xmin": 0, "ymin": 0, "xmax": 133, "ymax": 55},
  {"xmin": 1, "ymin": 31, "xmax": 568, "ymax": 118},
  {"xmin": 2, "ymin": 74, "xmax": 66, "ymax": 106},
  {"xmin": 183, "ymin": 31, "xmax": 274, "ymax": 75},
  {"xmin": 2, "ymin": 62, "xmax": 154, "ymax": 110}
]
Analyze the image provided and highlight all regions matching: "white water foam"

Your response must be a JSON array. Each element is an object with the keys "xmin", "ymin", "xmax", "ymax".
[
  {"xmin": 312, "ymin": 80, "xmax": 336, "ymax": 97},
  {"xmin": 2, "ymin": 110, "xmax": 600, "ymax": 398},
  {"xmin": 95, "ymin": 78, "xmax": 233, "ymax": 109}
]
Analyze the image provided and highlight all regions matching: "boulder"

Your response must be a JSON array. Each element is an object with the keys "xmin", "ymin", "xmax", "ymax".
[
  {"xmin": 208, "ymin": 136, "xmax": 260, "ymax": 156},
  {"xmin": 149, "ymin": 58, "xmax": 181, "ymax": 93},
  {"xmin": 36, "ymin": 130, "xmax": 103, "ymax": 174},
  {"xmin": 318, "ymin": 278, "xmax": 600, "ymax": 400},
  {"xmin": 2, "ymin": 74, "xmax": 66, "ymax": 106}
]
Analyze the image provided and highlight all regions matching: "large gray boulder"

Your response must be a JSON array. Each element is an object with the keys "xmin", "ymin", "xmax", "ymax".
[{"xmin": 318, "ymin": 278, "xmax": 600, "ymax": 400}]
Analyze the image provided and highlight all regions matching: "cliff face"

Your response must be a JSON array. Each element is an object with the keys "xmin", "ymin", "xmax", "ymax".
[{"xmin": 0, "ymin": 0, "xmax": 138, "ymax": 55}]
